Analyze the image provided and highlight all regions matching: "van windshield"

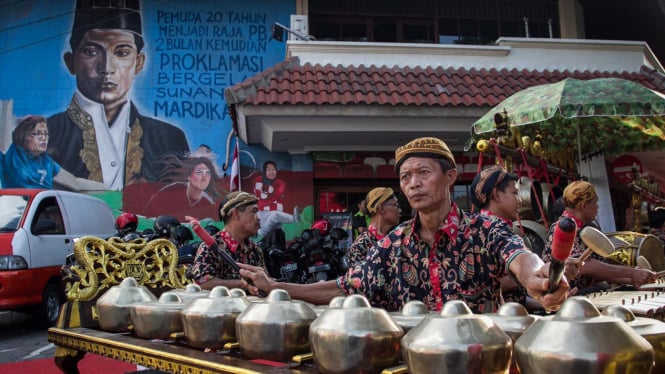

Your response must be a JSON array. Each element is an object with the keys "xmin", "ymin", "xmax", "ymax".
[{"xmin": 0, "ymin": 194, "xmax": 29, "ymax": 232}]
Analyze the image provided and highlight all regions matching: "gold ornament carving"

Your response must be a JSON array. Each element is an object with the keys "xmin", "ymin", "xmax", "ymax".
[{"xmin": 62, "ymin": 236, "xmax": 189, "ymax": 302}]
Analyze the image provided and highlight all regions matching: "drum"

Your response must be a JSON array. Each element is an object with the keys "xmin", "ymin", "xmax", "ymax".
[
  {"xmin": 540, "ymin": 182, "xmax": 563, "ymax": 222},
  {"xmin": 517, "ymin": 177, "xmax": 543, "ymax": 221},
  {"xmin": 607, "ymin": 231, "xmax": 665, "ymax": 271}
]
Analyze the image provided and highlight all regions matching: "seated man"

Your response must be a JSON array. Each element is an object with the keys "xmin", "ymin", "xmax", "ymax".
[
  {"xmin": 188, "ymin": 191, "xmax": 267, "ymax": 290},
  {"xmin": 239, "ymin": 137, "xmax": 570, "ymax": 314},
  {"xmin": 542, "ymin": 181, "xmax": 657, "ymax": 294}
]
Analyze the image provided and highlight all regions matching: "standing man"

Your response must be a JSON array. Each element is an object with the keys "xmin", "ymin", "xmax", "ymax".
[
  {"xmin": 47, "ymin": 0, "xmax": 190, "ymax": 190},
  {"xmin": 542, "ymin": 180, "xmax": 656, "ymax": 293},
  {"xmin": 351, "ymin": 198, "xmax": 369, "ymax": 240},
  {"xmin": 240, "ymin": 137, "xmax": 569, "ymax": 313},
  {"xmin": 187, "ymin": 191, "xmax": 266, "ymax": 290}
]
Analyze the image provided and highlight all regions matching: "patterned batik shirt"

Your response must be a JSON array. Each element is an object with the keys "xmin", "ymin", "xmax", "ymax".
[
  {"xmin": 478, "ymin": 209, "xmax": 527, "ymax": 306},
  {"xmin": 541, "ymin": 211, "xmax": 602, "ymax": 290},
  {"xmin": 336, "ymin": 203, "xmax": 529, "ymax": 313},
  {"xmin": 348, "ymin": 224, "xmax": 384, "ymax": 267},
  {"xmin": 189, "ymin": 229, "xmax": 265, "ymax": 285}
]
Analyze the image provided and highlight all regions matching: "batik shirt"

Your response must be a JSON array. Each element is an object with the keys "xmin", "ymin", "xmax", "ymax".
[
  {"xmin": 189, "ymin": 229, "xmax": 265, "ymax": 285},
  {"xmin": 348, "ymin": 224, "xmax": 384, "ymax": 267},
  {"xmin": 478, "ymin": 209, "xmax": 527, "ymax": 306},
  {"xmin": 541, "ymin": 211, "xmax": 602, "ymax": 290},
  {"xmin": 336, "ymin": 203, "xmax": 530, "ymax": 313}
]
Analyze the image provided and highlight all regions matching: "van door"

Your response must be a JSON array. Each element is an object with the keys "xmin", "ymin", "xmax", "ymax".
[{"xmin": 27, "ymin": 196, "xmax": 73, "ymax": 268}]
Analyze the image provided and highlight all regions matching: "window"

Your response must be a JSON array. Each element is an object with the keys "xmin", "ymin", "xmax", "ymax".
[
  {"xmin": 309, "ymin": 0, "xmax": 558, "ymax": 43},
  {"xmin": 33, "ymin": 198, "xmax": 65, "ymax": 235},
  {"xmin": 452, "ymin": 184, "xmax": 471, "ymax": 211}
]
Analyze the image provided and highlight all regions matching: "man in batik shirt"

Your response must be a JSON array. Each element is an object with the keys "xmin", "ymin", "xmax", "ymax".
[
  {"xmin": 239, "ymin": 137, "xmax": 569, "ymax": 313},
  {"xmin": 189, "ymin": 191, "xmax": 266, "ymax": 290},
  {"xmin": 348, "ymin": 187, "xmax": 401, "ymax": 267},
  {"xmin": 542, "ymin": 181, "xmax": 655, "ymax": 293},
  {"xmin": 468, "ymin": 164, "xmax": 562, "ymax": 311}
]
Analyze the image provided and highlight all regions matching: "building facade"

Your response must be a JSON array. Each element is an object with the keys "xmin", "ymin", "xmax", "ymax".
[{"xmin": 1, "ymin": 0, "xmax": 663, "ymax": 240}]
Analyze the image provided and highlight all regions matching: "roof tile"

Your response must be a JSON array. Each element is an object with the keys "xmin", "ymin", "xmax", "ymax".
[{"xmin": 225, "ymin": 57, "xmax": 665, "ymax": 108}]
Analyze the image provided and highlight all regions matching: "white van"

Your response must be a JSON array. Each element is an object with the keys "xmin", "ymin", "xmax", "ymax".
[{"xmin": 0, "ymin": 188, "xmax": 115, "ymax": 328}]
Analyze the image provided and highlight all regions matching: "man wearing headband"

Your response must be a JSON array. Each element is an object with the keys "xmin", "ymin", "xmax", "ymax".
[
  {"xmin": 469, "ymin": 164, "xmax": 561, "ymax": 311},
  {"xmin": 542, "ymin": 181, "xmax": 656, "ymax": 292},
  {"xmin": 348, "ymin": 187, "xmax": 401, "ymax": 267},
  {"xmin": 47, "ymin": 0, "xmax": 189, "ymax": 190},
  {"xmin": 188, "ymin": 191, "xmax": 266, "ymax": 290},
  {"xmin": 470, "ymin": 164, "xmax": 526, "ymax": 306},
  {"xmin": 240, "ymin": 137, "xmax": 569, "ymax": 313}
]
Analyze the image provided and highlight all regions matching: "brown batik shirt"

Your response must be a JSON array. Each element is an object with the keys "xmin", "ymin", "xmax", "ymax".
[{"xmin": 337, "ymin": 203, "xmax": 529, "ymax": 313}]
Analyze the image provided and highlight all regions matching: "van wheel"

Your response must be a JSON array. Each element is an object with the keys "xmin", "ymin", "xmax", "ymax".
[{"xmin": 32, "ymin": 283, "xmax": 63, "ymax": 329}]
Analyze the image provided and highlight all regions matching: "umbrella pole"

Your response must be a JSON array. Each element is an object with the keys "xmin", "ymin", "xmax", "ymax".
[
  {"xmin": 576, "ymin": 122, "xmax": 593, "ymax": 179},
  {"xmin": 576, "ymin": 123, "xmax": 582, "ymax": 167}
]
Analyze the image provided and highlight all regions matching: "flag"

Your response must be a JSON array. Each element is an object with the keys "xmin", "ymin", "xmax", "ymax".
[{"xmin": 230, "ymin": 140, "xmax": 241, "ymax": 191}]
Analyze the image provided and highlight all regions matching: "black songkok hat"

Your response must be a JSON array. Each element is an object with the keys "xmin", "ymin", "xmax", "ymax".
[{"xmin": 70, "ymin": 0, "xmax": 143, "ymax": 50}]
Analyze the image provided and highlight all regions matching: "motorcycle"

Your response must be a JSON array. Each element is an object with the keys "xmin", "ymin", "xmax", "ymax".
[
  {"xmin": 300, "ymin": 220, "xmax": 350, "ymax": 283},
  {"xmin": 148, "ymin": 215, "xmax": 198, "ymax": 268},
  {"xmin": 259, "ymin": 227, "xmax": 306, "ymax": 283}
]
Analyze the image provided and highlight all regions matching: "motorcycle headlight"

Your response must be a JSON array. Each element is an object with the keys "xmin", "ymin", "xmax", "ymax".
[{"xmin": 0, "ymin": 255, "xmax": 28, "ymax": 270}]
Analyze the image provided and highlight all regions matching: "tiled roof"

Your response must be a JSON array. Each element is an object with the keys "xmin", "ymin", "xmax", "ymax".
[{"xmin": 224, "ymin": 57, "xmax": 665, "ymax": 108}]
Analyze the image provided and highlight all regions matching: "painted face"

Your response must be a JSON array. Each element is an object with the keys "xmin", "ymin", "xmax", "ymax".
[
  {"xmin": 399, "ymin": 157, "xmax": 456, "ymax": 214},
  {"xmin": 25, "ymin": 122, "xmax": 49, "ymax": 156},
  {"xmin": 493, "ymin": 180, "xmax": 520, "ymax": 221},
  {"xmin": 265, "ymin": 163, "xmax": 277, "ymax": 180},
  {"xmin": 70, "ymin": 29, "xmax": 144, "ymax": 111},
  {"xmin": 189, "ymin": 163, "xmax": 211, "ymax": 191}
]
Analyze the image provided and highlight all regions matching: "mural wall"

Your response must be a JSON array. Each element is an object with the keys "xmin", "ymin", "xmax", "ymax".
[{"xmin": 0, "ymin": 0, "xmax": 313, "ymax": 238}]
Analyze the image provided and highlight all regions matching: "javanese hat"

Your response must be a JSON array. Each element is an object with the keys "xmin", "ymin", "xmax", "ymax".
[
  {"xmin": 563, "ymin": 181, "xmax": 597, "ymax": 209},
  {"xmin": 70, "ymin": 0, "xmax": 142, "ymax": 50},
  {"xmin": 394, "ymin": 137, "xmax": 456, "ymax": 173},
  {"xmin": 219, "ymin": 191, "xmax": 258, "ymax": 219},
  {"xmin": 469, "ymin": 165, "xmax": 518, "ymax": 208},
  {"xmin": 365, "ymin": 187, "xmax": 395, "ymax": 214}
]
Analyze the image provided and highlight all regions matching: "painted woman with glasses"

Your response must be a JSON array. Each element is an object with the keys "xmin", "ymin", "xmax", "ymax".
[
  {"xmin": 144, "ymin": 154, "xmax": 222, "ymax": 221},
  {"xmin": 347, "ymin": 187, "xmax": 402, "ymax": 267},
  {"xmin": 1, "ymin": 115, "xmax": 106, "ymax": 191}
]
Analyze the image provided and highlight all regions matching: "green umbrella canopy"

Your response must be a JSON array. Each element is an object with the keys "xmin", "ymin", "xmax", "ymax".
[{"xmin": 470, "ymin": 77, "xmax": 665, "ymax": 157}]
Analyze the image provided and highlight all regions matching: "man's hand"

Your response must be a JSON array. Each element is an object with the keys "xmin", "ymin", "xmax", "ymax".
[
  {"xmin": 238, "ymin": 263, "xmax": 273, "ymax": 296},
  {"xmin": 564, "ymin": 257, "xmax": 584, "ymax": 281},
  {"xmin": 631, "ymin": 268, "xmax": 657, "ymax": 289},
  {"xmin": 525, "ymin": 263, "xmax": 571, "ymax": 312}
]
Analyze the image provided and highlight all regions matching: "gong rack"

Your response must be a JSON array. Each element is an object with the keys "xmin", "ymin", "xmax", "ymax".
[{"xmin": 584, "ymin": 281, "xmax": 665, "ymax": 321}]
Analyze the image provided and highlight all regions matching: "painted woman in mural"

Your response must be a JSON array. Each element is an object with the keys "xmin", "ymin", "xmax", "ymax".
[
  {"xmin": 46, "ymin": 0, "xmax": 190, "ymax": 190},
  {"xmin": 252, "ymin": 160, "xmax": 299, "ymax": 237},
  {"xmin": 144, "ymin": 154, "xmax": 222, "ymax": 221},
  {"xmin": 1, "ymin": 115, "xmax": 106, "ymax": 191}
]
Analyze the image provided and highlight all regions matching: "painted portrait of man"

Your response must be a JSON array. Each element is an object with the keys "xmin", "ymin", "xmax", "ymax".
[{"xmin": 47, "ymin": 0, "xmax": 190, "ymax": 190}]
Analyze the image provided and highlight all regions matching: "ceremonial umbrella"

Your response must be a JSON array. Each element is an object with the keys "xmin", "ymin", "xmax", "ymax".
[{"xmin": 470, "ymin": 77, "xmax": 665, "ymax": 164}]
